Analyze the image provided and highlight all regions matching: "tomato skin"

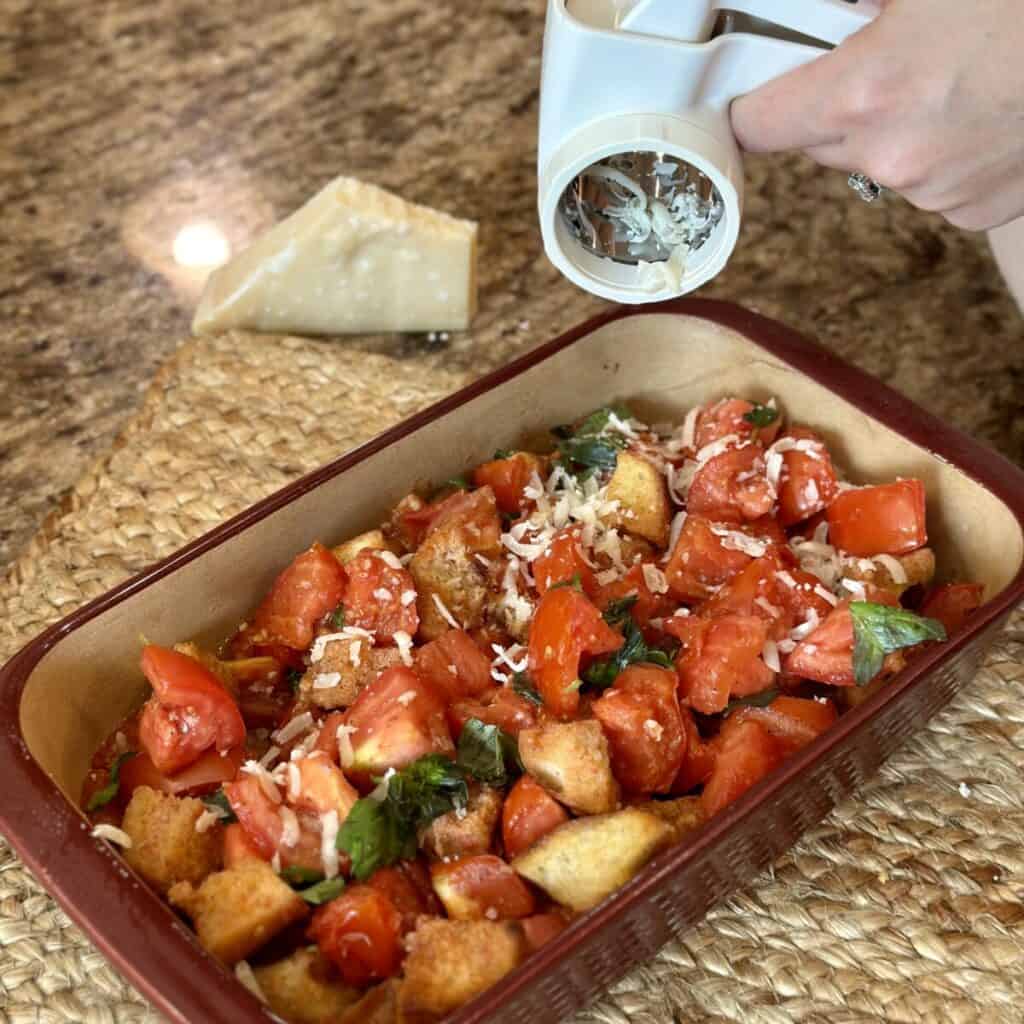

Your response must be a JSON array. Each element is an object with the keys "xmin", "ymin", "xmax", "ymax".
[
  {"xmin": 527, "ymin": 589, "xmax": 623, "ymax": 719},
  {"xmin": 249, "ymin": 543, "xmax": 347, "ymax": 650},
  {"xmin": 687, "ymin": 445, "xmax": 775, "ymax": 523},
  {"xmin": 120, "ymin": 745, "xmax": 245, "ymax": 801},
  {"xmin": 671, "ymin": 709, "xmax": 717, "ymax": 794},
  {"xmin": 730, "ymin": 695, "xmax": 838, "ymax": 755},
  {"xmin": 591, "ymin": 665, "xmax": 686, "ymax": 795},
  {"xmin": 826, "ymin": 479, "xmax": 927, "ymax": 556},
  {"xmin": 290, "ymin": 752, "xmax": 360, "ymax": 820},
  {"xmin": 413, "ymin": 629, "xmax": 493, "ymax": 702},
  {"xmin": 501, "ymin": 775, "xmax": 570, "ymax": 858},
  {"xmin": 665, "ymin": 515, "xmax": 755, "ymax": 601},
  {"xmin": 448, "ymin": 686, "xmax": 538, "ymax": 739},
  {"xmin": 429, "ymin": 855, "xmax": 537, "ymax": 920},
  {"xmin": 344, "ymin": 667, "xmax": 454, "ymax": 783},
  {"xmin": 919, "ymin": 583, "xmax": 985, "ymax": 635},
  {"xmin": 368, "ymin": 861, "xmax": 442, "ymax": 934},
  {"xmin": 472, "ymin": 453, "xmax": 541, "ymax": 515},
  {"xmin": 313, "ymin": 711, "xmax": 347, "ymax": 763},
  {"xmin": 223, "ymin": 823, "xmax": 265, "ymax": 868},
  {"xmin": 694, "ymin": 398, "xmax": 781, "ymax": 451},
  {"xmin": 342, "ymin": 550, "xmax": 419, "ymax": 641},
  {"xmin": 309, "ymin": 885, "xmax": 404, "ymax": 987},
  {"xmin": 594, "ymin": 564, "xmax": 677, "ymax": 630},
  {"xmin": 701, "ymin": 719, "xmax": 783, "ymax": 818},
  {"xmin": 533, "ymin": 528, "xmax": 597, "ymax": 597},
  {"xmin": 674, "ymin": 614, "xmax": 774, "ymax": 714},
  {"xmin": 521, "ymin": 910, "xmax": 572, "ymax": 952},
  {"xmin": 776, "ymin": 428, "xmax": 839, "ymax": 527},
  {"xmin": 138, "ymin": 646, "xmax": 247, "ymax": 775},
  {"xmin": 701, "ymin": 550, "xmax": 788, "ymax": 637}
]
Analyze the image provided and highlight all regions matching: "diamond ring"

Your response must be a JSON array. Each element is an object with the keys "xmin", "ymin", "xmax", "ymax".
[{"xmin": 848, "ymin": 172, "xmax": 883, "ymax": 203}]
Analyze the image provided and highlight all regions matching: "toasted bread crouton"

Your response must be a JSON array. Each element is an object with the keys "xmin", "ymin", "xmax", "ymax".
[
  {"xmin": 168, "ymin": 859, "xmax": 307, "ymax": 964},
  {"xmin": 252, "ymin": 948, "xmax": 359, "ymax": 1023},
  {"xmin": 844, "ymin": 547, "xmax": 936, "ymax": 596},
  {"xmin": 606, "ymin": 452, "xmax": 672, "ymax": 548},
  {"xmin": 419, "ymin": 784, "xmax": 502, "ymax": 861},
  {"xmin": 635, "ymin": 796, "xmax": 705, "ymax": 843},
  {"xmin": 398, "ymin": 918, "xmax": 525, "ymax": 1023},
  {"xmin": 511, "ymin": 807, "xmax": 673, "ymax": 912},
  {"xmin": 121, "ymin": 786, "xmax": 222, "ymax": 894},
  {"xmin": 518, "ymin": 720, "xmax": 619, "ymax": 815},
  {"xmin": 300, "ymin": 638, "xmax": 402, "ymax": 709},
  {"xmin": 337, "ymin": 978, "xmax": 401, "ymax": 1024},
  {"xmin": 332, "ymin": 528, "xmax": 394, "ymax": 566}
]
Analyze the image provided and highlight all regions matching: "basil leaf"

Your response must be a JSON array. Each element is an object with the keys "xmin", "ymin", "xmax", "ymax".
[
  {"xmin": 850, "ymin": 601, "xmax": 946, "ymax": 686},
  {"xmin": 202, "ymin": 789, "xmax": 238, "ymax": 824},
  {"xmin": 444, "ymin": 476, "xmax": 471, "ymax": 491},
  {"xmin": 553, "ymin": 404, "xmax": 633, "ymax": 478},
  {"xmin": 581, "ymin": 619, "xmax": 675, "ymax": 691},
  {"xmin": 724, "ymin": 688, "xmax": 780, "ymax": 715},
  {"xmin": 299, "ymin": 877, "xmax": 346, "ymax": 905},
  {"xmin": 286, "ymin": 667, "xmax": 304, "ymax": 693},
  {"xmin": 743, "ymin": 403, "xmax": 779, "ymax": 428},
  {"xmin": 511, "ymin": 672, "xmax": 543, "ymax": 707},
  {"xmin": 456, "ymin": 719, "xmax": 522, "ymax": 787},
  {"xmin": 492, "ymin": 448, "xmax": 514, "ymax": 461},
  {"xmin": 602, "ymin": 595, "xmax": 638, "ymax": 630},
  {"xmin": 336, "ymin": 795, "xmax": 415, "ymax": 882},
  {"xmin": 573, "ymin": 404, "xmax": 634, "ymax": 437},
  {"xmin": 549, "ymin": 572, "xmax": 583, "ymax": 592},
  {"xmin": 386, "ymin": 755, "xmax": 469, "ymax": 826},
  {"xmin": 280, "ymin": 865, "xmax": 324, "ymax": 886},
  {"xmin": 329, "ymin": 605, "xmax": 346, "ymax": 630},
  {"xmin": 87, "ymin": 751, "xmax": 138, "ymax": 812}
]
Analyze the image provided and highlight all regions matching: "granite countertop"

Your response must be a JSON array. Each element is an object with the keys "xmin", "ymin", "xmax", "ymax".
[{"xmin": 2, "ymin": 0, "xmax": 1022, "ymax": 572}]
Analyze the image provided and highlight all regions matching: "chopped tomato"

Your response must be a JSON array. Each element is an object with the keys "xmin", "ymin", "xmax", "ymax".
[
  {"xmin": 344, "ymin": 667, "xmax": 454, "ymax": 783},
  {"xmin": 309, "ymin": 885, "xmax": 404, "ymax": 987},
  {"xmin": 224, "ymin": 657, "xmax": 295, "ymax": 728},
  {"xmin": 120, "ymin": 745, "xmax": 245, "ymax": 801},
  {"xmin": 772, "ymin": 566, "xmax": 837, "ymax": 627},
  {"xmin": 594, "ymin": 563, "xmax": 677, "ymax": 630},
  {"xmin": 701, "ymin": 550, "xmax": 789, "ymax": 637},
  {"xmin": 674, "ymin": 614, "xmax": 774, "ymax": 714},
  {"xmin": 533, "ymin": 528, "xmax": 598, "ymax": 597},
  {"xmin": 919, "ymin": 582, "xmax": 985, "ymax": 634},
  {"xmin": 527, "ymin": 589, "xmax": 623, "ymax": 719},
  {"xmin": 730, "ymin": 695, "xmax": 838, "ymax": 754},
  {"xmin": 501, "ymin": 775, "xmax": 570, "ymax": 858},
  {"xmin": 448, "ymin": 686, "xmax": 539, "ymax": 739},
  {"xmin": 342, "ymin": 550, "xmax": 419, "ymax": 641},
  {"xmin": 413, "ymin": 629, "xmax": 493, "ymax": 702},
  {"xmin": 368, "ymin": 861, "xmax": 442, "ymax": 934},
  {"xmin": 472, "ymin": 453, "xmax": 541, "ymax": 515},
  {"xmin": 290, "ymin": 752, "xmax": 360, "ymax": 820},
  {"xmin": 312, "ymin": 711, "xmax": 347, "ymax": 763},
  {"xmin": 701, "ymin": 718, "xmax": 783, "ymax": 817},
  {"xmin": 138, "ymin": 645, "xmax": 246, "ymax": 775},
  {"xmin": 248, "ymin": 543, "xmax": 347, "ymax": 650},
  {"xmin": 591, "ymin": 665, "xmax": 686, "ymax": 795},
  {"xmin": 664, "ymin": 515, "xmax": 754, "ymax": 601},
  {"xmin": 694, "ymin": 398, "xmax": 781, "ymax": 450},
  {"xmin": 521, "ymin": 910, "xmax": 572, "ymax": 953},
  {"xmin": 687, "ymin": 445, "xmax": 775, "ymax": 523},
  {"xmin": 223, "ymin": 822, "xmax": 265, "ymax": 868},
  {"xmin": 424, "ymin": 488, "xmax": 503, "ymax": 556},
  {"xmin": 671, "ymin": 709, "xmax": 718, "ymax": 793},
  {"xmin": 826, "ymin": 479, "xmax": 927, "ymax": 556},
  {"xmin": 775, "ymin": 427, "xmax": 839, "ymax": 527},
  {"xmin": 430, "ymin": 855, "xmax": 536, "ymax": 920}
]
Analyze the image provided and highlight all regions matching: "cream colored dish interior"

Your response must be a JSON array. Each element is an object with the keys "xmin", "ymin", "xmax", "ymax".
[{"xmin": 20, "ymin": 314, "xmax": 1023, "ymax": 802}]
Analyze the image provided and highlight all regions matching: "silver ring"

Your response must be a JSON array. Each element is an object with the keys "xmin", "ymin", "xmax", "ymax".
[{"xmin": 848, "ymin": 172, "xmax": 883, "ymax": 203}]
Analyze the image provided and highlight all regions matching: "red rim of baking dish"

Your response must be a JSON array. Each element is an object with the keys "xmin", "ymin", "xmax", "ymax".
[{"xmin": 1, "ymin": 298, "xmax": 1023, "ymax": 1024}]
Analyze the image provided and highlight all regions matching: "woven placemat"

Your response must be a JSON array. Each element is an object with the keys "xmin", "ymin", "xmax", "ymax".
[{"xmin": 2, "ymin": 328, "xmax": 1024, "ymax": 1024}]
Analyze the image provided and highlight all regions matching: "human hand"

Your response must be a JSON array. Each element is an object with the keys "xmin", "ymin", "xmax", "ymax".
[{"xmin": 729, "ymin": 0, "xmax": 1024, "ymax": 230}]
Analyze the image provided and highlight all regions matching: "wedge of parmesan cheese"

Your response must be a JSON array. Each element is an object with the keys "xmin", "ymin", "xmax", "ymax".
[{"xmin": 193, "ymin": 176, "xmax": 477, "ymax": 335}]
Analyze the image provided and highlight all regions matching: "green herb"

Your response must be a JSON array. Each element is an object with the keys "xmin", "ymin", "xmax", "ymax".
[
  {"xmin": 549, "ymin": 572, "xmax": 583, "ymax": 592},
  {"xmin": 444, "ymin": 476, "xmax": 471, "ymax": 491},
  {"xmin": 329, "ymin": 605, "xmax": 346, "ymax": 630},
  {"xmin": 280, "ymin": 866, "xmax": 323, "ymax": 886},
  {"xmin": 602, "ymin": 595, "xmax": 638, "ymax": 630},
  {"xmin": 724, "ymin": 688, "xmax": 779, "ymax": 715},
  {"xmin": 337, "ymin": 754, "xmax": 469, "ymax": 881},
  {"xmin": 298, "ymin": 877, "xmax": 346, "ymax": 905},
  {"xmin": 743, "ymin": 403, "xmax": 779, "ymax": 428},
  {"xmin": 552, "ymin": 404, "xmax": 633, "ymax": 478},
  {"xmin": 201, "ymin": 789, "xmax": 238, "ymax": 824},
  {"xmin": 456, "ymin": 719, "xmax": 522, "ymax": 787},
  {"xmin": 581, "ymin": 619, "xmax": 673, "ymax": 691},
  {"xmin": 511, "ymin": 672, "xmax": 543, "ymax": 706},
  {"xmin": 86, "ymin": 751, "xmax": 138, "ymax": 812},
  {"xmin": 573, "ymin": 404, "xmax": 634, "ymax": 437},
  {"xmin": 850, "ymin": 601, "xmax": 946, "ymax": 686},
  {"xmin": 286, "ymin": 667, "xmax": 303, "ymax": 693},
  {"xmin": 492, "ymin": 448, "xmax": 514, "ymax": 461}
]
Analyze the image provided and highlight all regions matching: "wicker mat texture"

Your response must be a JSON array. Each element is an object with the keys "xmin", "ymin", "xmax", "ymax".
[{"xmin": 2, "ymin": 328, "xmax": 1024, "ymax": 1024}]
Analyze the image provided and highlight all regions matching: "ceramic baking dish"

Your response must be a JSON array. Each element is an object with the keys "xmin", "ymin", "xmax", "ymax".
[{"xmin": 2, "ymin": 298, "xmax": 1023, "ymax": 1024}]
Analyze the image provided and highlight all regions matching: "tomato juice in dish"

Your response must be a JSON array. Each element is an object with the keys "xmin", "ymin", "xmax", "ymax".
[{"xmin": 81, "ymin": 396, "xmax": 983, "ymax": 1024}]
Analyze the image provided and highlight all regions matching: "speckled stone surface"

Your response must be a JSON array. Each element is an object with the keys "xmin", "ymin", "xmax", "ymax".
[{"xmin": 2, "ymin": 0, "xmax": 1022, "ymax": 573}]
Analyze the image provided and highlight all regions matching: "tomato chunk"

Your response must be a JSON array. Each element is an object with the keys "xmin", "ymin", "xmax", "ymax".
[
  {"xmin": 687, "ymin": 445, "xmax": 775, "ymax": 523},
  {"xmin": 344, "ymin": 667, "xmax": 454, "ymax": 783},
  {"xmin": 826, "ymin": 480, "xmax": 927, "ymax": 556},
  {"xmin": 701, "ymin": 718, "xmax": 783, "ymax": 817},
  {"xmin": 249, "ymin": 543, "xmax": 347, "ymax": 650},
  {"xmin": 775, "ymin": 428, "xmax": 839, "ymax": 527},
  {"xmin": 594, "ymin": 563, "xmax": 677, "ymax": 630},
  {"xmin": 120, "ymin": 745, "xmax": 245, "ymax": 801},
  {"xmin": 919, "ymin": 583, "xmax": 985, "ymax": 635},
  {"xmin": 664, "ymin": 515, "xmax": 754, "ymax": 601},
  {"xmin": 430, "ymin": 855, "xmax": 536, "ymax": 920},
  {"xmin": 413, "ymin": 629, "xmax": 493, "ymax": 702},
  {"xmin": 501, "ymin": 775, "xmax": 569, "ymax": 858},
  {"xmin": 671, "ymin": 709, "xmax": 717, "ymax": 793},
  {"xmin": 472, "ymin": 453, "xmax": 541, "ymax": 515},
  {"xmin": 527, "ymin": 589, "xmax": 623, "ymax": 719},
  {"xmin": 730, "ymin": 695, "xmax": 838, "ymax": 754},
  {"xmin": 368, "ymin": 861, "xmax": 442, "ymax": 934},
  {"xmin": 694, "ymin": 397, "xmax": 781, "ymax": 450},
  {"xmin": 289, "ymin": 752, "xmax": 360, "ymax": 820},
  {"xmin": 448, "ymin": 686, "xmax": 539, "ymax": 739},
  {"xmin": 309, "ymin": 885, "xmax": 404, "ymax": 987},
  {"xmin": 223, "ymin": 822, "xmax": 265, "ymax": 868},
  {"xmin": 342, "ymin": 550, "xmax": 419, "ymax": 641},
  {"xmin": 138, "ymin": 646, "xmax": 246, "ymax": 775},
  {"xmin": 533, "ymin": 528, "xmax": 597, "ymax": 597},
  {"xmin": 521, "ymin": 910, "xmax": 572, "ymax": 953},
  {"xmin": 591, "ymin": 665, "xmax": 686, "ymax": 795}
]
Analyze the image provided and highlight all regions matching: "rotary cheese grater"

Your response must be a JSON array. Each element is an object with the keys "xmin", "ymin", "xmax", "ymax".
[{"xmin": 537, "ymin": 0, "xmax": 879, "ymax": 303}]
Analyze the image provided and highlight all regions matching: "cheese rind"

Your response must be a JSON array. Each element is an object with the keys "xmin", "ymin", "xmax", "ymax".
[{"xmin": 193, "ymin": 176, "xmax": 478, "ymax": 336}]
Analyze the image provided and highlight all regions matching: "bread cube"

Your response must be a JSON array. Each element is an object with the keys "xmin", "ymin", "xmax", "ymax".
[
  {"xmin": 121, "ymin": 786, "xmax": 222, "ymax": 894},
  {"xmin": 606, "ymin": 452, "xmax": 672, "ymax": 548},
  {"xmin": 168, "ymin": 859, "xmax": 307, "ymax": 964},
  {"xmin": 845, "ymin": 547, "xmax": 935, "ymax": 596},
  {"xmin": 300, "ymin": 637, "xmax": 401, "ymax": 709},
  {"xmin": 418, "ymin": 784, "xmax": 502, "ymax": 861},
  {"xmin": 252, "ymin": 948, "xmax": 359, "ymax": 1023},
  {"xmin": 635, "ymin": 796, "xmax": 705, "ymax": 842},
  {"xmin": 518, "ymin": 720, "xmax": 619, "ymax": 815},
  {"xmin": 337, "ymin": 978, "xmax": 401, "ymax": 1024}
]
